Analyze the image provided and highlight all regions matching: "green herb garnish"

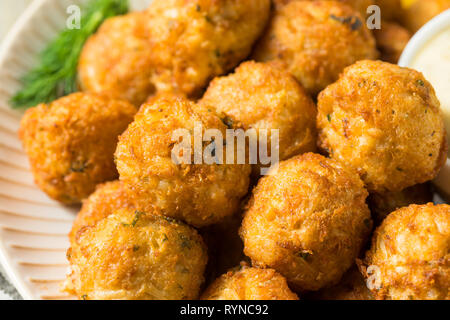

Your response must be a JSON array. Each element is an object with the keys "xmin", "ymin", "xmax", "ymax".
[{"xmin": 10, "ymin": 0, "xmax": 129, "ymax": 109}]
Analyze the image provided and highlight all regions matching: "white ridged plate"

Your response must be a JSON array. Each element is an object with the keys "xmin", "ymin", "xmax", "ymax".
[{"xmin": 0, "ymin": 0, "xmax": 152, "ymax": 300}]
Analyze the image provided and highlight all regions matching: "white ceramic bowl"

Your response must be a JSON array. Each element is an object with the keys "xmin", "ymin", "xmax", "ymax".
[
  {"xmin": 399, "ymin": 9, "xmax": 450, "ymax": 202},
  {"xmin": 0, "ymin": 0, "xmax": 151, "ymax": 300}
]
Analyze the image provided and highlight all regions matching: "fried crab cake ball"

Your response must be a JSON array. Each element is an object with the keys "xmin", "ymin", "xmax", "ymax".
[
  {"xmin": 202, "ymin": 265, "xmax": 299, "ymax": 300},
  {"xmin": 317, "ymin": 60, "xmax": 447, "ymax": 193},
  {"xmin": 65, "ymin": 208, "xmax": 208, "ymax": 300},
  {"xmin": 376, "ymin": 0, "xmax": 402, "ymax": 21},
  {"xmin": 310, "ymin": 266, "xmax": 373, "ymax": 300},
  {"xmin": 374, "ymin": 21, "xmax": 411, "ymax": 64},
  {"xmin": 19, "ymin": 93, "xmax": 136, "ymax": 204},
  {"xmin": 146, "ymin": 0, "xmax": 271, "ymax": 97},
  {"xmin": 361, "ymin": 203, "xmax": 450, "ymax": 300},
  {"xmin": 273, "ymin": 0, "xmax": 374, "ymax": 17},
  {"xmin": 240, "ymin": 153, "xmax": 372, "ymax": 291},
  {"xmin": 200, "ymin": 61, "xmax": 317, "ymax": 175},
  {"xmin": 69, "ymin": 180, "xmax": 135, "ymax": 244},
  {"xmin": 368, "ymin": 183, "xmax": 433, "ymax": 224},
  {"xmin": 253, "ymin": 1, "xmax": 378, "ymax": 96},
  {"xmin": 115, "ymin": 95, "xmax": 251, "ymax": 227},
  {"xmin": 401, "ymin": 0, "xmax": 450, "ymax": 33},
  {"xmin": 78, "ymin": 12, "xmax": 154, "ymax": 106}
]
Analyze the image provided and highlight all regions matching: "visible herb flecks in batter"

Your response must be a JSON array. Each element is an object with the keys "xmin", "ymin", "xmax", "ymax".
[
  {"xmin": 329, "ymin": 14, "xmax": 362, "ymax": 31},
  {"xmin": 205, "ymin": 15, "xmax": 213, "ymax": 24},
  {"xmin": 122, "ymin": 210, "xmax": 145, "ymax": 227},
  {"xmin": 297, "ymin": 251, "xmax": 311, "ymax": 260},
  {"xmin": 179, "ymin": 234, "xmax": 192, "ymax": 250},
  {"xmin": 70, "ymin": 161, "xmax": 88, "ymax": 173}
]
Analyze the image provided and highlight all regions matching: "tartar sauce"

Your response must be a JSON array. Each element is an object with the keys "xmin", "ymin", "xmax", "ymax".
[{"xmin": 411, "ymin": 28, "xmax": 450, "ymax": 155}]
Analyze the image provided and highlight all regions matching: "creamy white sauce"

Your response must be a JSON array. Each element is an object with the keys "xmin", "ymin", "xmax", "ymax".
[{"xmin": 411, "ymin": 28, "xmax": 450, "ymax": 155}]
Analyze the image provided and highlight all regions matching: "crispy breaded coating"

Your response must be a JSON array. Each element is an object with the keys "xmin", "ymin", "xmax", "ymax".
[
  {"xmin": 79, "ymin": 1, "xmax": 270, "ymax": 105},
  {"xmin": 115, "ymin": 95, "xmax": 251, "ymax": 227},
  {"xmin": 368, "ymin": 183, "xmax": 433, "ymax": 224},
  {"xmin": 200, "ymin": 61, "xmax": 317, "ymax": 176},
  {"xmin": 310, "ymin": 266, "xmax": 374, "ymax": 300},
  {"xmin": 19, "ymin": 92, "xmax": 136, "ymax": 204},
  {"xmin": 240, "ymin": 153, "xmax": 372, "ymax": 291},
  {"xmin": 69, "ymin": 180, "xmax": 135, "ymax": 244},
  {"xmin": 373, "ymin": 21, "xmax": 411, "ymax": 64},
  {"xmin": 317, "ymin": 60, "xmax": 447, "ymax": 193},
  {"xmin": 64, "ymin": 208, "xmax": 208, "ymax": 300},
  {"xmin": 253, "ymin": 1, "xmax": 378, "ymax": 96},
  {"xmin": 146, "ymin": 0, "xmax": 271, "ymax": 97},
  {"xmin": 273, "ymin": 0, "xmax": 374, "ymax": 17},
  {"xmin": 361, "ymin": 203, "xmax": 450, "ymax": 300},
  {"xmin": 273, "ymin": 0, "xmax": 403, "ymax": 20},
  {"xmin": 202, "ymin": 265, "xmax": 299, "ymax": 300},
  {"xmin": 78, "ymin": 12, "xmax": 154, "ymax": 106}
]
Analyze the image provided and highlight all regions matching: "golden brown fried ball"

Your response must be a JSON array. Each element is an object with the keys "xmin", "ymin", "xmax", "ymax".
[
  {"xmin": 373, "ymin": 21, "xmax": 411, "ymax": 64},
  {"xmin": 69, "ymin": 180, "xmax": 135, "ymax": 244},
  {"xmin": 376, "ymin": 0, "xmax": 402, "ymax": 21},
  {"xmin": 273, "ymin": 0, "xmax": 374, "ymax": 17},
  {"xmin": 64, "ymin": 208, "xmax": 208, "ymax": 300},
  {"xmin": 344, "ymin": 0, "xmax": 376, "ymax": 16},
  {"xmin": 361, "ymin": 203, "xmax": 450, "ymax": 300},
  {"xmin": 115, "ymin": 95, "xmax": 251, "ymax": 227},
  {"xmin": 273, "ymin": 0, "xmax": 403, "ymax": 20},
  {"xmin": 201, "ymin": 265, "xmax": 299, "ymax": 300},
  {"xmin": 317, "ymin": 60, "xmax": 447, "ymax": 193},
  {"xmin": 240, "ymin": 153, "xmax": 372, "ymax": 291},
  {"xmin": 368, "ymin": 183, "xmax": 433, "ymax": 224},
  {"xmin": 19, "ymin": 93, "xmax": 136, "ymax": 204},
  {"xmin": 310, "ymin": 266, "xmax": 374, "ymax": 300},
  {"xmin": 78, "ymin": 12, "xmax": 154, "ymax": 106},
  {"xmin": 200, "ymin": 61, "xmax": 317, "ymax": 176},
  {"xmin": 253, "ymin": 1, "xmax": 378, "ymax": 96},
  {"xmin": 146, "ymin": 0, "xmax": 271, "ymax": 97},
  {"xmin": 401, "ymin": 0, "xmax": 450, "ymax": 33}
]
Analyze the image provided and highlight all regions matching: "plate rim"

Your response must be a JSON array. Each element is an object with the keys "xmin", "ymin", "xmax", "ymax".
[{"xmin": 0, "ymin": 0, "xmax": 76, "ymax": 300}]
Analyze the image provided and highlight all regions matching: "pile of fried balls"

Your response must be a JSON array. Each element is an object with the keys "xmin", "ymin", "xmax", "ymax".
[{"xmin": 18, "ymin": 0, "xmax": 449, "ymax": 300}]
